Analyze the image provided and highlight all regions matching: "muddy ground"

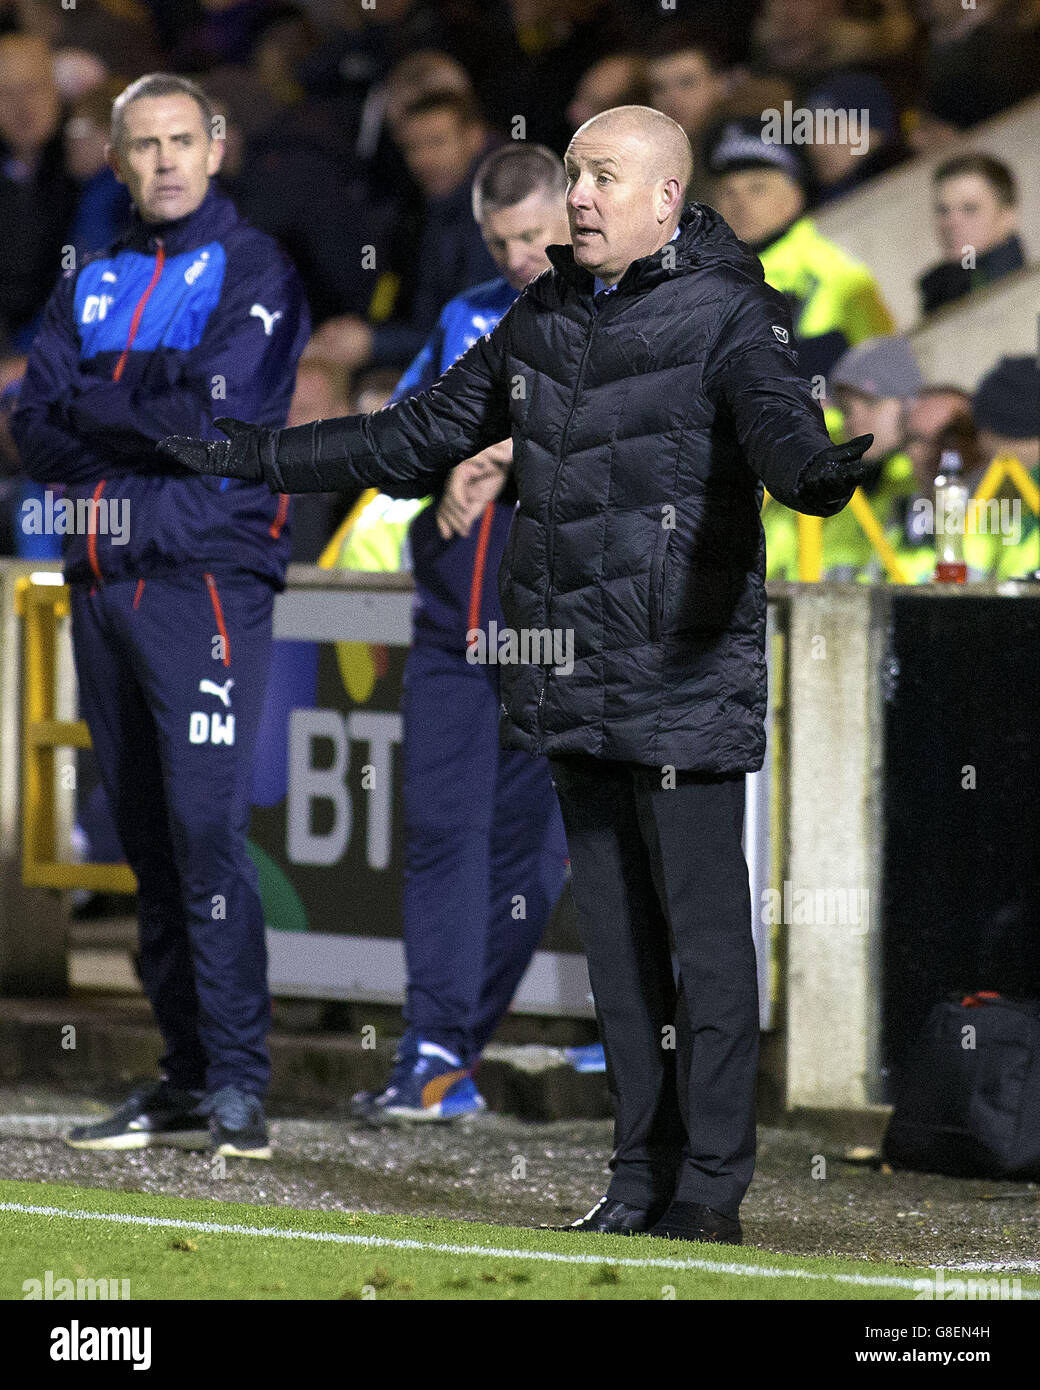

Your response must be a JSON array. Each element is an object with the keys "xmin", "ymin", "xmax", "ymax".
[{"xmin": 0, "ymin": 1085, "xmax": 1036, "ymax": 1269}]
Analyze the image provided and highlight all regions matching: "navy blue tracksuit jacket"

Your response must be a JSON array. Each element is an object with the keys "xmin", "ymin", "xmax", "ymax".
[
  {"xmin": 385, "ymin": 277, "xmax": 568, "ymax": 1065},
  {"xmin": 13, "ymin": 185, "xmax": 310, "ymax": 1097}
]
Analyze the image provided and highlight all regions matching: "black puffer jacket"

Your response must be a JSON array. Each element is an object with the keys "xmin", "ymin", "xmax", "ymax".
[{"xmin": 273, "ymin": 202, "xmax": 847, "ymax": 771}]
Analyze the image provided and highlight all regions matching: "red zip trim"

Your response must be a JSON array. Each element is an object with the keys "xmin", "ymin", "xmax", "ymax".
[
  {"xmin": 112, "ymin": 240, "xmax": 165, "ymax": 382},
  {"xmin": 269, "ymin": 493, "xmax": 290, "ymax": 539},
  {"xmin": 88, "ymin": 244, "xmax": 164, "ymax": 586},
  {"xmin": 204, "ymin": 572, "xmax": 231, "ymax": 667},
  {"xmin": 86, "ymin": 479, "xmax": 106, "ymax": 585},
  {"xmin": 467, "ymin": 503, "xmax": 495, "ymax": 638},
  {"xmin": 133, "ymin": 578, "xmax": 145, "ymax": 609}
]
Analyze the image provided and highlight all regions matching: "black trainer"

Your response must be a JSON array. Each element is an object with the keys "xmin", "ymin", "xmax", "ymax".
[
  {"xmin": 648, "ymin": 1200, "xmax": 742, "ymax": 1245},
  {"xmin": 548, "ymin": 1196, "xmax": 665, "ymax": 1234},
  {"xmin": 65, "ymin": 1080, "xmax": 208, "ymax": 1151},
  {"xmin": 204, "ymin": 1085, "xmax": 272, "ymax": 1160}
]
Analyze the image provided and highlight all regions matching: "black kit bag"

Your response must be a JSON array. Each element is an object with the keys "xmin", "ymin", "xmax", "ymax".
[{"xmin": 882, "ymin": 992, "xmax": 1040, "ymax": 1180}]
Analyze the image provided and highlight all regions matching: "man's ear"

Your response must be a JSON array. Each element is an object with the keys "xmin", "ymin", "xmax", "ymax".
[
  {"xmin": 656, "ymin": 175, "xmax": 683, "ymax": 224},
  {"xmin": 105, "ymin": 142, "xmax": 125, "ymax": 186},
  {"xmin": 206, "ymin": 137, "xmax": 226, "ymax": 177}
]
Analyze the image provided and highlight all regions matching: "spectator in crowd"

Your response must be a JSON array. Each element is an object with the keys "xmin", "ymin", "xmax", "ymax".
[
  {"xmin": 974, "ymin": 356, "xmax": 1040, "ymax": 479},
  {"xmin": 382, "ymin": 48, "xmax": 473, "ymax": 133},
  {"xmin": 645, "ymin": 25, "xmax": 795, "ymax": 203},
  {"xmin": 884, "ymin": 401, "xmax": 986, "ymax": 582},
  {"xmin": 52, "ymin": 46, "xmax": 109, "ymax": 104},
  {"xmin": 0, "ymin": 34, "xmax": 79, "ymax": 351},
  {"xmin": 144, "ymin": 0, "xmax": 283, "ymax": 73},
  {"xmin": 249, "ymin": 10, "xmax": 313, "ymax": 107},
  {"xmin": 904, "ymin": 385, "xmax": 974, "ymax": 491},
  {"xmin": 915, "ymin": 0, "xmax": 1040, "ymax": 147},
  {"xmin": 918, "ymin": 155, "xmax": 1026, "ymax": 318},
  {"xmin": 566, "ymin": 51, "xmax": 648, "ymax": 132},
  {"xmin": 308, "ymin": 89, "xmax": 501, "ymax": 373},
  {"xmin": 234, "ymin": 36, "xmax": 426, "ymax": 326},
  {"xmin": 827, "ymin": 336, "xmax": 923, "ymax": 580},
  {"xmin": 645, "ymin": 27, "xmax": 731, "ymax": 151},
  {"xmin": 972, "ymin": 356, "xmax": 1040, "ymax": 581},
  {"xmin": 765, "ymin": 335, "xmax": 920, "ymax": 581},
  {"xmin": 50, "ymin": 0, "xmax": 163, "ymax": 78},
  {"xmin": 803, "ymin": 71, "xmax": 907, "ymax": 206},
  {"xmin": 485, "ymin": 0, "xmax": 633, "ymax": 153},
  {"xmin": 294, "ymin": 0, "xmax": 450, "ymax": 103},
  {"xmin": 64, "ymin": 77, "xmax": 133, "ymax": 256},
  {"xmin": 750, "ymin": 0, "xmax": 915, "ymax": 92},
  {"xmin": 704, "ymin": 117, "xmax": 894, "ymax": 380}
]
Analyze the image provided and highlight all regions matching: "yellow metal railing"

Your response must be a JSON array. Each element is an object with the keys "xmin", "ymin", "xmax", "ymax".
[
  {"xmin": 771, "ymin": 453, "xmax": 1039, "ymax": 582},
  {"xmin": 15, "ymin": 574, "xmax": 136, "ymax": 894}
]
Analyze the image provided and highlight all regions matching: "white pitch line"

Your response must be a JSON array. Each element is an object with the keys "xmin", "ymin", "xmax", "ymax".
[{"xmin": 2, "ymin": 1202, "xmax": 1038, "ymax": 1295}]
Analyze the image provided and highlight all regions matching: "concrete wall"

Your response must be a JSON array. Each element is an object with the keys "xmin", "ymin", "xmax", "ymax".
[
  {"xmin": 908, "ymin": 265, "xmax": 1040, "ymax": 391},
  {"xmin": 780, "ymin": 584, "xmax": 888, "ymax": 1112}
]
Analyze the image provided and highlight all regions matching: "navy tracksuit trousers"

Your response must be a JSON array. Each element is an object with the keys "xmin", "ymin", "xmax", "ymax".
[
  {"xmin": 400, "ymin": 639, "xmax": 569, "ymax": 1067},
  {"xmin": 70, "ymin": 569, "xmax": 274, "ymax": 1097}
]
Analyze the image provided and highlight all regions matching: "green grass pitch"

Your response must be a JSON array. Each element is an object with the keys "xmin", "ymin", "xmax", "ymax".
[{"xmin": 2, "ymin": 1179, "xmax": 1037, "ymax": 1301}]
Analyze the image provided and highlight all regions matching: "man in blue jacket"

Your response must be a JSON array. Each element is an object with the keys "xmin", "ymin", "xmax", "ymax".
[
  {"xmin": 352, "ymin": 143, "xmax": 573, "ymax": 1123},
  {"xmin": 12, "ymin": 73, "xmax": 310, "ymax": 1159}
]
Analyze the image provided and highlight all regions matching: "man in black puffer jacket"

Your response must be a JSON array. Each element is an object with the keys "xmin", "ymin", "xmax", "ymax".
[{"xmin": 162, "ymin": 105, "xmax": 873, "ymax": 1245}]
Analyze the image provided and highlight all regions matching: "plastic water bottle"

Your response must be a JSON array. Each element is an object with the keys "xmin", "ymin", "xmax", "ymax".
[{"xmin": 933, "ymin": 449, "xmax": 968, "ymax": 583}]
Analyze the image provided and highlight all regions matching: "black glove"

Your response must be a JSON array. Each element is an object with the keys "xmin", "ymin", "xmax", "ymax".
[
  {"xmin": 797, "ymin": 434, "xmax": 875, "ymax": 507},
  {"xmin": 159, "ymin": 417, "xmax": 272, "ymax": 483}
]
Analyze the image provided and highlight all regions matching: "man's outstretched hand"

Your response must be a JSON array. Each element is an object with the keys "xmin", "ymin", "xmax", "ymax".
[
  {"xmin": 159, "ymin": 417, "xmax": 267, "ymax": 482},
  {"xmin": 799, "ymin": 434, "xmax": 875, "ymax": 506}
]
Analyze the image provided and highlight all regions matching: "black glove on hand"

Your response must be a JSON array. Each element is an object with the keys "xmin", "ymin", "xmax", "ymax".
[
  {"xmin": 159, "ymin": 418, "xmax": 272, "ymax": 483},
  {"xmin": 798, "ymin": 434, "xmax": 875, "ymax": 507}
]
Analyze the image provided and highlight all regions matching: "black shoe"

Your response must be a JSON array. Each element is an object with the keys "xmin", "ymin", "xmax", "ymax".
[
  {"xmin": 549, "ymin": 1196, "xmax": 663, "ymax": 1234},
  {"xmin": 65, "ymin": 1080, "xmax": 208, "ymax": 1151},
  {"xmin": 203, "ymin": 1085, "xmax": 272, "ymax": 1160},
  {"xmin": 648, "ymin": 1200, "xmax": 742, "ymax": 1245}
]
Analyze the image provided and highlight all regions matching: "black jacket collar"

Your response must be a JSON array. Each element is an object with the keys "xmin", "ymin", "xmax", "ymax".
[{"xmin": 545, "ymin": 202, "xmax": 763, "ymax": 300}]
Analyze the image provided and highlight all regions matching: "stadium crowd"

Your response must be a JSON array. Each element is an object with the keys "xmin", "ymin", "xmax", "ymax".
[{"xmin": 1, "ymin": 0, "xmax": 1039, "ymax": 575}]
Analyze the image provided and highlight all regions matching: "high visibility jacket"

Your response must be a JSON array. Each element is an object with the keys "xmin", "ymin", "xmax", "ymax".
[
  {"xmin": 765, "ymin": 451, "xmax": 916, "ymax": 580},
  {"xmin": 884, "ymin": 468, "xmax": 1040, "ymax": 583},
  {"xmin": 757, "ymin": 216, "xmax": 895, "ymax": 381}
]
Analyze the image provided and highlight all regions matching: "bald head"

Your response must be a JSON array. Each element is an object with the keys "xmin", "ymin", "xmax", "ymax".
[
  {"xmin": 564, "ymin": 104, "xmax": 692, "ymax": 287},
  {"xmin": 573, "ymin": 105, "xmax": 693, "ymax": 201},
  {"xmin": 0, "ymin": 35, "xmax": 60, "ymax": 159}
]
